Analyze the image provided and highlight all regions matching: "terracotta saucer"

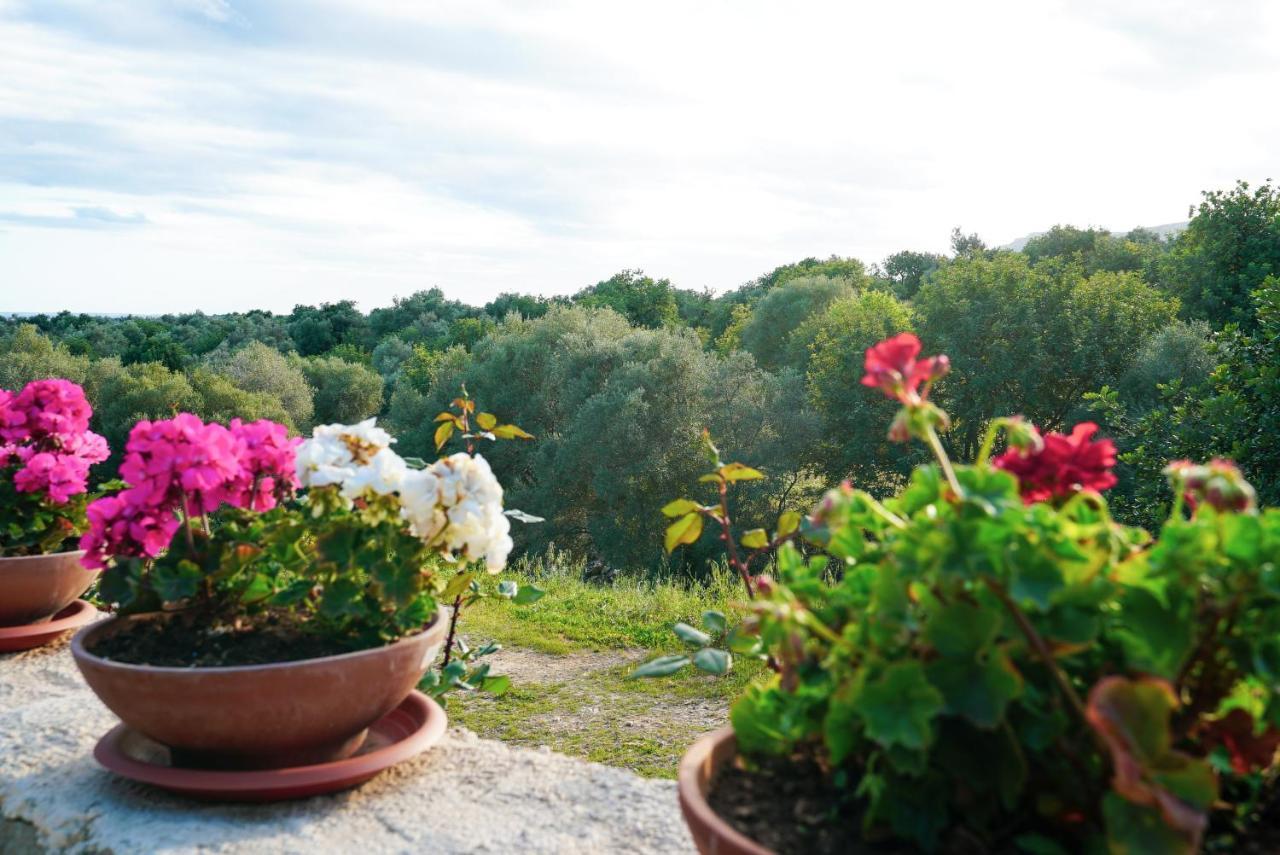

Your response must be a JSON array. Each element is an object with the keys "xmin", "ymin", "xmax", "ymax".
[
  {"xmin": 0, "ymin": 599, "xmax": 98, "ymax": 653},
  {"xmin": 93, "ymin": 690, "xmax": 446, "ymax": 802}
]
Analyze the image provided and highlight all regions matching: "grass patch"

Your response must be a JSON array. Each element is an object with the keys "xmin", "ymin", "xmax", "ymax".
[
  {"xmin": 462, "ymin": 558, "xmax": 750, "ymax": 653},
  {"xmin": 445, "ymin": 557, "xmax": 766, "ymax": 777}
]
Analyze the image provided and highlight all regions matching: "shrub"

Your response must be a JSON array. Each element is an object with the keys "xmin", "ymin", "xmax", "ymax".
[{"xmin": 645, "ymin": 332, "xmax": 1280, "ymax": 852}]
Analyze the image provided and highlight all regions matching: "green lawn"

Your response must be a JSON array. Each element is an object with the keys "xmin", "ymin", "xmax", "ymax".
[{"xmin": 443, "ymin": 560, "xmax": 765, "ymax": 777}]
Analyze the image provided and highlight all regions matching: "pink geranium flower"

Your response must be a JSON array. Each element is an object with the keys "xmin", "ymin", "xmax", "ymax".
[
  {"xmin": 80, "ymin": 491, "xmax": 182, "ymax": 570},
  {"xmin": 14, "ymin": 452, "xmax": 93, "ymax": 504},
  {"xmin": 227, "ymin": 418, "xmax": 300, "ymax": 511},
  {"xmin": 2, "ymin": 379, "xmax": 93, "ymax": 443},
  {"xmin": 119, "ymin": 413, "xmax": 245, "ymax": 513}
]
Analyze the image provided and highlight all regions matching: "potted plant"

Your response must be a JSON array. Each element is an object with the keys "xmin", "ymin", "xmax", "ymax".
[
  {"xmin": 642, "ymin": 333, "xmax": 1280, "ymax": 853},
  {"xmin": 71, "ymin": 404, "xmax": 527, "ymax": 772},
  {"xmin": 0, "ymin": 379, "xmax": 109, "ymax": 630}
]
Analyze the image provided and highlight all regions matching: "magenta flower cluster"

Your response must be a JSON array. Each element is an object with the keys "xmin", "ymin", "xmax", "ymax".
[
  {"xmin": 81, "ymin": 414, "xmax": 299, "ymax": 569},
  {"xmin": 0, "ymin": 379, "xmax": 109, "ymax": 504}
]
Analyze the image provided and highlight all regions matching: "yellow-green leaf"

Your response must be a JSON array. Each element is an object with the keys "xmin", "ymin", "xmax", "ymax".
[
  {"xmin": 665, "ymin": 512, "xmax": 703, "ymax": 553},
  {"xmin": 476, "ymin": 412, "xmax": 497, "ymax": 430},
  {"xmin": 776, "ymin": 511, "xmax": 801, "ymax": 538},
  {"xmin": 433, "ymin": 412, "xmax": 455, "ymax": 423},
  {"xmin": 741, "ymin": 529, "xmax": 769, "ymax": 549},
  {"xmin": 492, "ymin": 424, "xmax": 534, "ymax": 440},
  {"xmin": 434, "ymin": 420, "xmax": 454, "ymax": 451},
  {"xmin": 442, "ymin": 571, "xmax": 476, "ymax": 600},
  {"xmin": 662, "ymin": 498, "xmax": 700, "ymax": 518},
  {"xmin": 720, "ymin": 462, "xmax": 765, "ymax": 482}
]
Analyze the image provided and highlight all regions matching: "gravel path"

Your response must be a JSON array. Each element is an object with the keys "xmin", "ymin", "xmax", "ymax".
[{"xmin": 0, "ymin": 634, "xmax": 695, "ymax": 854}]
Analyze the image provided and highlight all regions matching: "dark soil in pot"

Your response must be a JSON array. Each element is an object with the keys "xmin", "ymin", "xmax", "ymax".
[
  {"xmin": 709, "ymin": 756, "xmax": 1280, "ymax": 855},
  {"xmin": 89, "ymin": 611, "xmax": 367, "ymax": 667}
]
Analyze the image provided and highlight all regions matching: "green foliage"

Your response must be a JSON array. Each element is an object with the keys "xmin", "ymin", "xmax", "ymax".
[
  {"xmin": 738, "ymin": 274, "xmax": 861, "ymax": 371},
  {"xmin": 916, "ymin": 254, "xmax": 1177, "ymax": 458},
  {"xmin": 1167, "ymin": 180, "xmax": 1280, "ymax": 329},
  {"xmin": 300, "ymin": 354, "xmax": 384, "ymax": 425},
  {"xmin": 203, "ymin": 341, "xmax": 314, "ymax": 430},
  {"xmin": 0, "ymin": 475, "xmax": 93, "ymax": 556},
  {"xmin": 573, "ymin": 269, "xmax": 680, "ymax": 329}
]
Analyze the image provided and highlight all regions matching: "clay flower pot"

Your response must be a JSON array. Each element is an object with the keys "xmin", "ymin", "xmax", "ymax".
[
  {"xmin": 0, "ymin": 550, "xmax": 98, "ymax": 627},
  {"xmin": 71, "ymin": 606, "xmax": 448, "ymax": 770},
  {"xmin": 679, "ymin": 727, "xmax": 774, "ymax": 855}
]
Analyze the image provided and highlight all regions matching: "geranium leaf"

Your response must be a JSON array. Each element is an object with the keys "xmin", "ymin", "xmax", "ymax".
[{"xmin": 851, "ymin": 661, "xmax": 944, "ymax": 751}]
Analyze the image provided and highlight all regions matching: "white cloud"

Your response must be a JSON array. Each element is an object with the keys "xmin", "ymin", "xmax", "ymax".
[{"xmin": 0, "ymin": 0, "xmax": 1277, "ymax": 312}]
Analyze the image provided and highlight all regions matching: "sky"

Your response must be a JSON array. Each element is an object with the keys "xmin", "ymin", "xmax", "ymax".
[{"xmin": 1, "ymin": 0, "xmax": 1278, "ymax": 314}]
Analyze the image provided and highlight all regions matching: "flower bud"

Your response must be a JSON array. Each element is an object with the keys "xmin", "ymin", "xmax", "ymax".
[
  {"xmin": 754, "ymin": 574, "xmax": 776, "ymax": 596},
  {"xmin": 1004, "ymin": 416, "xmax": 1043, "ymax": 452}
]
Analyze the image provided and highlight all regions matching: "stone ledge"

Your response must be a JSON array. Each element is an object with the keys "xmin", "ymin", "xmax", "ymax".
[{"xmin": 1, "ymin": 637, "xmax": 694, "ymax": 854}]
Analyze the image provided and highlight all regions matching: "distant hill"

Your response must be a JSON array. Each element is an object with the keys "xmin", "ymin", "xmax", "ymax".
[{"xmin": 1001, "ymin": 221, "xmax": 1187, "ymax": 252}]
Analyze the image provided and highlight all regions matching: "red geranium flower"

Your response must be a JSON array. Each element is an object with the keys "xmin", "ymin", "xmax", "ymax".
[
  {"xmin": 861, "ymin": 333, "xmax": 949, "ymax": 403},
  {"xmin": 993, "ymin": 421, "xmax": 1117, "ymax": 504}
]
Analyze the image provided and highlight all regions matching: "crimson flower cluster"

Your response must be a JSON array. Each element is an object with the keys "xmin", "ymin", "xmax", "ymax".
[
  {"xmin": 81, "ymin": 414, "xmax": 298, "ymax": 569},
  {"xmin": 861, "ymin": 332, "xmax": 950, "ymax": 405},
  {"xmin": 0, "ymin": 379, "xmax": 109, "ymax": 504},
  {"xmin": 993, "ymin": 421, "xmax": 1118, "ymax": 503}
]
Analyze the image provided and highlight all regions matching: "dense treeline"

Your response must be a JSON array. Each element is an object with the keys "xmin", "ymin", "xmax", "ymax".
[{"xmin": 5, "ymin": 180, "xmax": 1278, "ymax": 575}]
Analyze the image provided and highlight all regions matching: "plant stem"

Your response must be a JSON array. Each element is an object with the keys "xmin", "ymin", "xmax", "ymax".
[
  {"xmin": 180, "ymin": 494, "xmax": 198, "ymax": 559},
  {"xmin": 924, "ymin": 424, "xmax": 964, "ymax": 498},
  {"xmin": 441, "ymin": 594, "xmax": 464, "ymax": 668},
  {"xmin": 983, "ymin": 576, "xmax": 1090, "ymax": 728},
  {"xmin": 715, "ymin": 479, "xmax": 755, "ymax": 599},
  {"xmin": 975, "ymin": 420, "xmax": 1002, "ymax": 467}
]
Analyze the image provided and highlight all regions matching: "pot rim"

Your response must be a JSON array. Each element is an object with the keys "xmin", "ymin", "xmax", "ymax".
[
  {"xmin": 0, "ymin": 548, "xmax": 88, "ymax": 564},
  {"xmin": 678, "ymin": 726, "xmax": 775, "ymax": 855},
  {"xmin": 71, "ymin": 603, "xmax": 447, "ymax": 675}
]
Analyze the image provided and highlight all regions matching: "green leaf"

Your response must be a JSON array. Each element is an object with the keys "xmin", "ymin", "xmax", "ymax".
[
  {"xmin": 740, "ymin": 528, "xmax": 768, "ymax": 549},
  {"xmin": 319, "ymin": 578, "xmax": 366, "ymax": 619},
  {"xmin": 240, "ymin": 573, "xmax": 272, "ymax": 604},
  {"xmin": 497, "ymin": 579, "xmax": 518, "ymax": 599},
  {"xmin": 1115, "ymin": 588, "xmax": 1195, "ymax": 679},
  {"xmin": 664, "ymin": 512, "xmax": 703, "ymax": 553},
  {"xmin": 926, "ymin": 650, "xmax": 1024, "ymax": 729},
  {"xmin": 513, "ymin": 583, "xmax": 545, "ymax": 605},
  {"xmin": 481, "ymin": 674, "xmax": 511, "ymax": 696},
  {"xmin": 673, "ymin": 622, "xmax": 712, "ymax": 647},
  {"xmin": 1103, "ymin": 793, "xmax": 1195, "ymax": 855},
  {"xmin": 272, "ymin": 578, "xmax": 313, "ymax": 607},
  {"xmin": 851, "ymin": 661, "xmax": 944, "ymax": 751},
  {"xmin": 701, "ymin": 609, "xmax": 727, "ymax": 634},
  {"xmin": 693, "ymin": 648, "xmax": 731, "ymax": 674},
  {"xmin": 152, "ymin": 560, "xmax": 202, "ymax": 603},
  {"xmin": 661, "ymin": 498, "xmax": 700, "ymax": 518},
  {"xmin": 443, "ymin": 571, "xmax": 477, "ymax": 600},
  {"xmin": 925, "ymin": 601, "xmax": 1001, "ymax": 659},
  {"xmin": 631, "ymin": 654, "xmax": 691, "ymax": 678}
]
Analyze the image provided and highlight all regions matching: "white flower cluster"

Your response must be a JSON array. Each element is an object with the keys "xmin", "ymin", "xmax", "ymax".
[
  {"xmin": 294, "ymin": 420, "xmax": 512, "ymax": 572},
  {"xmin": 294, "ymin": 419, "xmax": 406, "ymax": 500},
  {"xmin": 400, "ymin": 453, "xmax": 512, "ymax": 572}
]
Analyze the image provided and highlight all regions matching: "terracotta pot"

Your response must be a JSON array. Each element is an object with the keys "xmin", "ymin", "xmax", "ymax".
[
  {"xmin": 679, "ymin": 727, "xmax": 774, "ymax": 855},
  {"xmin": 0, "ymin": 550, "xmax": 97, "ymax": 627},
  {"xmin": 71, "ymin": 606, "xmax": 448, "ymax": 770}
]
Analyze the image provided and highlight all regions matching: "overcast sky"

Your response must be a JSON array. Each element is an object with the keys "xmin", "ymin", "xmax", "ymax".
[{"xmin": 1, "ymin": 0, "xmax": 1277, "ymax": 314}]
